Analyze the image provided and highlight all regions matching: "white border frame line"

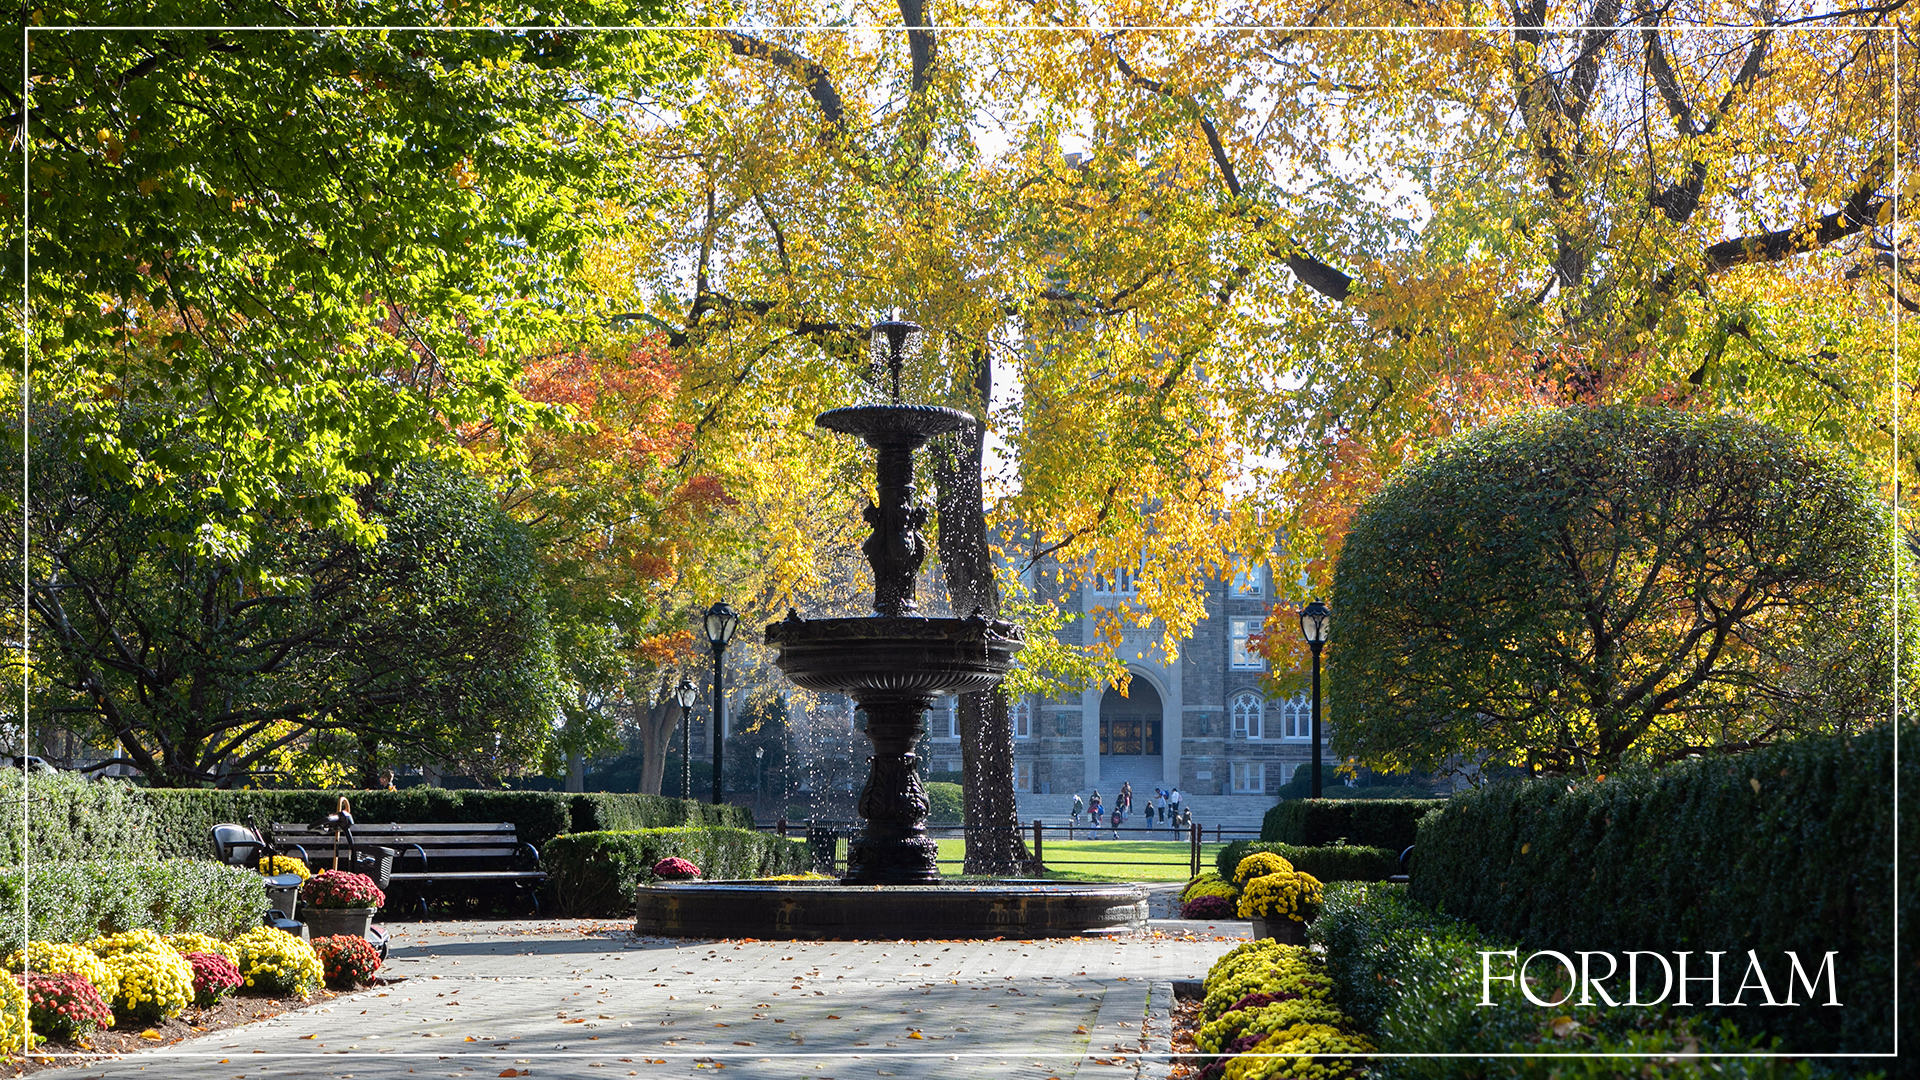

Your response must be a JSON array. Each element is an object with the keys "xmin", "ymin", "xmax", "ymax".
[{"xmin": 11, "ymin": 16, "xmax": 1904, "ymax": 1060}]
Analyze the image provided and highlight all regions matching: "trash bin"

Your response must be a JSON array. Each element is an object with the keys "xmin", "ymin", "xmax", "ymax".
[
  {"xmin": 806, "ymin": 827, "xmax": 837, "ymax": 872},
  {"xmin": 264, "ymin": 872, "xmax": 303, "ymax": 920}
]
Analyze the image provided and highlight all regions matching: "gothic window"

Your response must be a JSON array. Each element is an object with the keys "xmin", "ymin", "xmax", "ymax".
[
  {"xmin": 1232, "ymin": 562, "xmax": 1265, "ymax": 596},
  {"xmin": 1281, "ymin": 693, "xmax": 1313, "ymax": 740},
  {"xmin": 1230, "ymin": 692, "xmax": 1264, "ymax": 740},
  {"xmin": 1094, "ymin": 553, "xmax": 1144, "ymax": 595},
  {"xmin": 1011, "ymin": 697, "xmax": 1032, "ymax": 739},
  {"xmin": 1230, "ymin": 618, "xmax": 1266, "ymax": 670},
  {"xmin": 1231, "ymin": 761, "xmax": 1266, "ymax": 794}
]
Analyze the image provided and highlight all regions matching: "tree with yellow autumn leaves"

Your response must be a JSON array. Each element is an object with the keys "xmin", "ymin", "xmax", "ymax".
[{"xmin": 586, "ymin": 3, "xmax": 1905, "ymax": 851}]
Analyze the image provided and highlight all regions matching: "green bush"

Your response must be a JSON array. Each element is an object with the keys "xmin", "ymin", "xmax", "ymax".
[
  {"xmin": 925, "ymin": 782, "xmax": 963, "ymax": 825},
  {"xmin": 1312, "ymin": 883, "xmax": 1853, "ymax": 1079},
  {"xmin": 0, "ymin": 860, "xmax": 263, "ymax": 946},
  {"xmin": 544, "ymin": 828, "xmax": 810, "ymax": 917},
  {"xmin": 569, "ymin": 793, "xmax": 753, "ymax": 834},
  {"xmin": 137, "ymin": 788, "xmax": 741, "ymax": 861},
  {"xmin": 1260, "ymin": 799, "xmax": 1440, "ymax": 850},
  {"xmin": 1328, "ymin": 406, "xmax": 1897, "ymax": 776},
  {"xmin": 0, "ymin": 772, "xmax": 156, "ymax": 863},
  {"xmin": 1410, "ymin": 723, "xmax": 1911, "ymax": 1056},
  {"xmin": 1214, "ymin": 840, "xmax": 1399, "ymax": 883}
]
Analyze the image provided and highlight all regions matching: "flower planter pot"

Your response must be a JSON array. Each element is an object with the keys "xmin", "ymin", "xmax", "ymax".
[
  {"xmin": 303, "ymin": 906, "xmax": 378, "ymax": 941},
  {"xmin": 1249, "ymin": 916, "xmax": 1308, "ymax": 945}
]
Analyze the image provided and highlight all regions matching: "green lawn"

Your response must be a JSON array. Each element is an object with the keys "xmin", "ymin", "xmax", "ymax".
[{"xmin": 931, "ymin": 836, "xmax": 1226, "ymax": 882}]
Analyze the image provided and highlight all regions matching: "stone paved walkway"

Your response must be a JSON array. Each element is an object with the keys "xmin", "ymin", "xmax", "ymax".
[{"xmin": 34, "ymin": 904, "xmax": 1246, "ymax": 1080}]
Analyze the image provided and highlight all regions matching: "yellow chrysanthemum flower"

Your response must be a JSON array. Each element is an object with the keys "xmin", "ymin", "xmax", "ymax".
[
  {"xmin": 230, "ymin": 927, "xmax": 323, "ymax": 999},
  {"xmin": 6, "ymin": 941, "xmax": 117, "ymax": 1001},
  {"xmin": 1233, "ymin": 852, "xmax": 1295, "ymax": 887}
]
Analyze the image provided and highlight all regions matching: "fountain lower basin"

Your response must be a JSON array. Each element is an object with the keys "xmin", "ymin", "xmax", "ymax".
[{"xmin": 633, "ymin": 879, "xmax": 1149, "ymax": 940}]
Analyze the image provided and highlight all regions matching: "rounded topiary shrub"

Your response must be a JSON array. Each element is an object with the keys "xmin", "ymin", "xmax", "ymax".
[{"xmin": 1331, "ymin": 405, "xmax": 1898, "ymax": 775}]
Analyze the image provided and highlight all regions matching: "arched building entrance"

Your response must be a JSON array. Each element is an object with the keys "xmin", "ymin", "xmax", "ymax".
[{"xmin": 1098, "ymin": 674, "xmax": 1163, "ymax": 784}]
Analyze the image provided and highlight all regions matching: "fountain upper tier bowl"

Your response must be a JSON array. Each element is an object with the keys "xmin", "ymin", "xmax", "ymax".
[
  {"xmin": 765, "ymin": 613, "xmax": 1022, "ymax": 698},
  {"xmin": 814, "ymin": 403, "xmax": 975, "ymax": 442}
]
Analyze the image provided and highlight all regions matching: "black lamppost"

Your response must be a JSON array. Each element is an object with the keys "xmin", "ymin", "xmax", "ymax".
[
  {"xmin": 1298, "ymin": 600, "xmax": 1331, "ymax": 798},
  {"xmin": 754, "ymin": 745, "xmax": 766, "ymax": 814},
  {"xmin": 674, "ymin": 676, "xmax": 697, "ymax": 799},
  {"xmin": 704, "ymin": 602, "xmax": 740, "ymax": 805}
]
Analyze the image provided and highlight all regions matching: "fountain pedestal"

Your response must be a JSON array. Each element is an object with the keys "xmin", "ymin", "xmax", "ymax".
[{"xmin": 847, "ymin": 694, "xmax": 938, "ymax": 883}]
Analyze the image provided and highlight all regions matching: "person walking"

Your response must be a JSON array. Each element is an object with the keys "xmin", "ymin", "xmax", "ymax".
[
  {"xmin": 1109, "ymin": 804, "xmax": 1122, "ymax": 840},
  {"xmin": 1154, "ymin": 789, "xmax": 1169, "ymax": 832},
  {"xmin": 1088, "ymin": 792, "xmax": 1104, "ymax": 837},
  {"xmin": 1169, "ymin": 785, "xmax": 1182, "ymax": 821},
  {"xmin": 1070, "ymin": 792, "xmax": 1084, "ymax": 838}
]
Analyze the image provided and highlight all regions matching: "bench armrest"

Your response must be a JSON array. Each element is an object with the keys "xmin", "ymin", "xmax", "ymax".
[{"xmin": 517, "ymin": 841, "xmax": 541, "ymax": 869}]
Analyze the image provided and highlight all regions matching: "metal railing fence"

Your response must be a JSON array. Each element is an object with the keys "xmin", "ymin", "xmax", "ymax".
[{"xmin": 755, "ymin": 818, "xmax": 1267, "ymax": 876}]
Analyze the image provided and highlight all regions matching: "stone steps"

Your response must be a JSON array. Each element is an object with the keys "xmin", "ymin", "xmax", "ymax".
[{"xmin": 1009, "ymin": 792, "xmax": 1273, "ymax": 837}]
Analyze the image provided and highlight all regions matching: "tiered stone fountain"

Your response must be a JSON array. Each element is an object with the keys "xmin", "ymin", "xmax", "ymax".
[{"xmin": 632, "ymin": 322, "xmax": 1146, "ymax": 939}]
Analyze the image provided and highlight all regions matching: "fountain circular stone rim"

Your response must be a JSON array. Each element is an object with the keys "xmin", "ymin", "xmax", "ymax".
[
  {"xmin": 815, "ymin": 403, "xmax": 976, "ymax": 440},
  {"xmin": 633, "ymin": 880, "xmax": 1149, "ymax": 940}
]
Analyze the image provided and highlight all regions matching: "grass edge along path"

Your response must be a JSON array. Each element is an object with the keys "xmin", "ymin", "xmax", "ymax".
[{"xmin": 931, "ymin": 837, "xmax": 1229, "ymax": 882}]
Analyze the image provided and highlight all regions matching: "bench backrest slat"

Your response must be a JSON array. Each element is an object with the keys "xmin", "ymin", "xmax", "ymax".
[{"xmin": 271, "ymin": 823, "xmax": 530, "ymax": 867}]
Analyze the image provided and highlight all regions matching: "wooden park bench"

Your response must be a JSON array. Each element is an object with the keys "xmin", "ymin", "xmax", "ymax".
[{"xmin": 271, "ymin": 821, "xmax": 547, "ymax": 919}]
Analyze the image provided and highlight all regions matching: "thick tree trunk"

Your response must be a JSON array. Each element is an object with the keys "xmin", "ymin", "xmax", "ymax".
[
  {"xmin": 931, "ymin": 351, "xmax": 1030, "ymax": 876},
  {"xmin": 637, "ymin": 673, "xmax": 683, "ymax": 796},
  {"xmin": 355, "ymin": 736, "xmax": 383, "ymax": 789}
]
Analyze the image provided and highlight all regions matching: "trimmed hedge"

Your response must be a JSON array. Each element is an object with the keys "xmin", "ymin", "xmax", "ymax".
[
  {"xmin": 0, "ymin": 860, "xmax": 263, "ymax": 947},
  {"xmin": 1260, "ymin": 798, "xmax": 1442, "ymax": 850},
  {"xmin": 0, "ymin": 773, "xmax": 156, "ymax": 863},
  {"xmin": 1215, "ymin": 840, "xmax": 1400, "ymax": 883},
  {"xmin": 925, "ymin": 782, "xmax": 963, "ymax": 825},
  {"xmin": 1409, "ymin": 723, "xmax": 1911, "ymax": 1056},
  {"xmin": 1312, "ymin": 883, "xmax": 1844, "ymax": 1078},
  {"xmin": 568, "ymin": 793, "xmax": 754, "ymax": 834},
  {"xmin": 139, "ymin": 789, "xmax": 750, "ymax": 861},
  {"xmin": 544, "ymin": 828, "xmax": 810, "ymax": 917}
]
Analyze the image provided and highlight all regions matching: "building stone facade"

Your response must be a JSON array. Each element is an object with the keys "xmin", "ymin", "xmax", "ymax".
[{"xmin": 923, "ymin": 560, "xmax": 1330, "ymax": 800}]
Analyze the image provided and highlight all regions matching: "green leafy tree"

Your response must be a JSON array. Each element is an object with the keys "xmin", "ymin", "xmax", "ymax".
[
  {"xmin": 16, "ymin": 418, "xmax": 561, "ymax": 787},
  {"xmin": 1328, "ymin": 406, "xmax": 1901, "ymax": 777},
  {"xmin": 8, "ymin": 5, "xmax": 691, "ymax": 559}
]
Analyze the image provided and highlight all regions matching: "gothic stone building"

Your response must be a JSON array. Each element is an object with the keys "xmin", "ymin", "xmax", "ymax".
[{"xmin": 926, "ymin": 560, "xmax": 1328, "ymax": 800}]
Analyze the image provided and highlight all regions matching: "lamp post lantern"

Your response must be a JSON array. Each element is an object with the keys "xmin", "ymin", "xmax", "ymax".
[
  {"xmin": 1298, "ymin": 600, "xmax": 1331, "ymax": 798},
  {"xmin": 674, "ymin": 676, "xmax": 697, "ymax": 799},
  {"xmin": 704, "ymin": 602, "xmax": 740, "ymax": 805}
]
